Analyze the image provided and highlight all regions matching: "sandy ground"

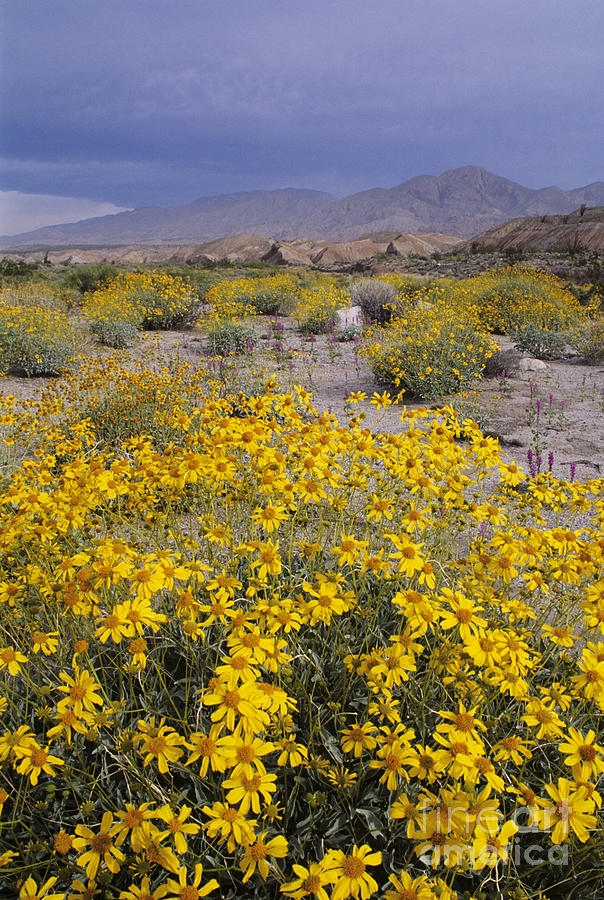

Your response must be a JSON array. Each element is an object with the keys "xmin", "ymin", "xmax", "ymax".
[{"xmin": 2, "ymin": 316, "xmax": 603, "ymax": 483}]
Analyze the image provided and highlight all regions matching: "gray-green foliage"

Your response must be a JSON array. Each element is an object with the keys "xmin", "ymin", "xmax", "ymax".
[
  {"xmin": 247, "ymin": 285, "xmax": 296, "ymax": 316},
  {"xmin": 0, "ymin": 327, "xmax": 75, "ymax": 376},
  {"xmin": 336, "ymin": 324, "xmax": 363, "ymax": 342},
  {"xmin": 90, "ymin": 319, "xmax": 140, "ymax": 349},
  {"xmin": 573, "ymin": 320, "xmax": 604, "ymax": 363},
  {"xmin": 206, "ymin": 322, "xmax": 255, "ymax": 356},
  {"xmin": 512, "ymin": 324, "xmax": 566, "ymax": 360}
]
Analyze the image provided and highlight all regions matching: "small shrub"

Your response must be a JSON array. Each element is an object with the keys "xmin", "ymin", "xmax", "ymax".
[
  {"xmin": 0, "ymin": 303, "xmax": 79, "ymax": 375},
  {"xmin": 512, "ymin": 324, "xmax": 566, "ymax": 360},
  {"xmin": 460, "ymin": 267, "xmax": 588, "ymax": 334},
  {"xmin": 206, "ymin": 321, "xmax": 255, "ymax": 355},
  {"xmin": 246, "ymin": 276, "xmax": 300, "ymax": 315},
  {"xmin": 0, "ymin": 256, "xmax": 38, "ymax": 280},
  {"xmin": 205, "ymin": 274, "xmax": 300, "ymax": 320},
  {"xmin": 84, "ymin": 290, "xmax": 144, "ymax": 348},
  {"xmin": 337, "ymin": 323, "xmax": 363, "ymax": 342},
  {"xmin": 350, "ymin": 278, "xmax": 397, "ymax": 323},
  {"xmin": 362, "ymin": 307, "xmax": 496, "ymax": 399},
  {"xmin": 90, "ymin": 318, "xmax": 140, "ymax": 349},
  {"xmin": 60, "ymin": 263, "xmax": 118, "ymax": 296},
  {"xmin": 86, "ymin": 271, "xmax": 199, "ymax": 330},
  {"xmin": 295, "ymin": 284, "xmax": 349, "ymax": 334},
  {"xmin": 573, "ymin": 319, "xmax": 604, "ymax": 363}
]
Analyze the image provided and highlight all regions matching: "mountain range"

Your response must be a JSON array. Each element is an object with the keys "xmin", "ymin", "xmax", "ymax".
[{"xmin": 2, "ymin": 166, "xmax": 604, "ymax": 248}]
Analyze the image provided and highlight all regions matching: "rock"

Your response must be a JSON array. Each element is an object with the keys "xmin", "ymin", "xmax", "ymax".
[
  {"xmin": 261, "ymin": 242, "xmax": 313, "ymax": 266},
  {"xmin": 483, "ymin": 349, "xmax": 522, "ymax": 378},
  {"xmin": 519, "ymin": 357, "xmax": 548, "ymax": 372},
  {"xmin": 336, "ymin": 306, "xmax": 363, "ymax": 328}
]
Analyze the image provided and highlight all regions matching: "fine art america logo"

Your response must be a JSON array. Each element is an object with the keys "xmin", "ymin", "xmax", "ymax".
[{"xmin": 413, "ymin": 801, "xmax": 589, "ymax": 869}]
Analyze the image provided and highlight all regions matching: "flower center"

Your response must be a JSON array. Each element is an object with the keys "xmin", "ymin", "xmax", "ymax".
[
  {"xmin": 180, "ymin": 888, "xmax": 199, "ymax": 900},
  {"xmin": 90, "ymin": 832, "xmax": 113, "ymax": 855},
  {"xmin": 455, "ymin": 713, "xmax": 474, "ymax": 731},
  {"xmin": 237, "ymin": 746, "xmax": 255, "ymax": 763},
  {"xmin": 31, "ymin": 749, "xmax": 48, "ymax": 768},
  {"xmin": 123, "ymin": 809, "xmax": 144, "ymax": 828},
  {"xmin": 148, "ymin": 736, "xmax": 167, "ymax": 755},
  {"xmin": 224, "ymin": 690, "xmax": 240, "ymax": 708},
  {"xmin": 250, "ymin": 842, "xmax": 268, "ymax": 860},
  {"xmin": 342, "ymin": 855, "xmax": 366, "ymax": 879}
]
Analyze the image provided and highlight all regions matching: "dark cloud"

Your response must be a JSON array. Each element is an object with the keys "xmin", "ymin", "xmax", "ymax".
[{"xmin": 2, "ymin": 0, "xmax": 603, "ymax": 210}]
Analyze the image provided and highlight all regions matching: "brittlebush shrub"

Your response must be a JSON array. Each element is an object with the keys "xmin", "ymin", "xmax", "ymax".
[
  {"xmin": 85, "ymin": 271, "xmax": 199, "ymax": 332},
  {"xmin": 205, "ymin": 275, "xmax": 300, "ymax": 320},
  {"xmin": 84, "ymin": 294, "xmax": 144, "ymax": 348},
  {"xmin": 206, "ymin": 321, "xmax": 255, "ymax": 356},
  {"xmin": 362, "ymin": 305, "xmax": 496, "ymax": 399},
  {"xmin": 295, "ymin": 283, "xmax": 350, "ymax": 333},
  {"xmin": 459, "ymin": 267, "xmax": 590, "ymax": 335},
  {"xmin": 512, "ymin": 324, "xmax": 566, "ymax": 360},
  {"xmin": 243, "ymin": 275, "xmax": 301, "ymax": 315},
  {"xmin": 573, "ymin": 319, "xmax": 604, "ymax": 362},
  {"xmin": 0, "ymin": 356, "xmax": 603, "ymax": 900},
  {"xmin": 0, "ymin": 287, "xmax": 79, "ymax": 375}
]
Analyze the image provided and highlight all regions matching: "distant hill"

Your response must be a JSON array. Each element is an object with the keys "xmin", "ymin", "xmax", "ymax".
[
  {"xmin": 7, "ymin": 231, "xmax": 462, "ymax": 268},
  {"xmin": 460, "ymin": 206, "xmax": 604, "ymax": 252},
  {"xmin": 2, "ymin": 167, "xmax": 604, "ymax": 248}
]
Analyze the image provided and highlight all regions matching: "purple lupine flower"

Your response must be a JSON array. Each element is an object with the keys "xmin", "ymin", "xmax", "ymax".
[
  {"xmin": 527, "ymin": 449, "xmax": 533, "ymax": 467},
  {"xmin": 570, "ymin": 461, "xmax": 577, "ymax": 481},
  {"xmin": 549, "ymin": 393, "xmax": 553, "ymax": 408},
  {"xmin": 548, "ymin": 451, "xmax": 554, "ymax": 472},
  {"xmin": 536, "ymin": 454, "xmax": 542, "ymax": 472}
]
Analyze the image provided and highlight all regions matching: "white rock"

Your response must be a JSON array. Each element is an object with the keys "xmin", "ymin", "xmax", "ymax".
[
  {"xmin": 336, "ymin": 305, "xmax": 363, "ymax": 327},
  {"xmin": 519, "ymin": 357, "xmax": 548, "ymax": 372}
]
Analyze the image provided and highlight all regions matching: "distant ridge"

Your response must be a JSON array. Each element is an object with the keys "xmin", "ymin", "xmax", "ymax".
[
  {"xmin": 2, "ymin": 167, "xmax": 604, "ymax": 248},
  {"xmin": 6, "ymin": 232, "xmax": 462, "ymax": 268},
  {"xmin": 458, "ymin": 206, "xmax": 604, "ymax": 253}
]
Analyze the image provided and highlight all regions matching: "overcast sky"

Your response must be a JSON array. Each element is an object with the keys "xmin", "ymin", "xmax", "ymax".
[{"xmin": 1, "ymin": 0, "xmax": 603, "ymax": 232}]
